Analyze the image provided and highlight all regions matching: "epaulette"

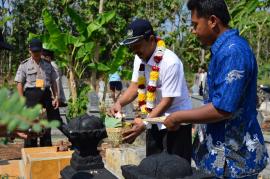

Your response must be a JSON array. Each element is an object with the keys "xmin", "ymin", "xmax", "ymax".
[{"xmin": 20, "ymin": 59, "xmax": 29, "ymax": 64}]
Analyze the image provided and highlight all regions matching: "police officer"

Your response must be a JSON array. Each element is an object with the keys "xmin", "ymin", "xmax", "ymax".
[
  {"xmin": 41, "ymin": 48, "xmax": 65, "ymax": 133},
  {"xmin": 14, "ymin": 39, "xmax": 59, "ymax": 147},
  {"xmin": 42, "ymin": 49, "xmax": 67, "ymax": 106}
]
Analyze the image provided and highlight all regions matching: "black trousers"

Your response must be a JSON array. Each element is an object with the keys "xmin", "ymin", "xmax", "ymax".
[
  {"xmin": 146, "ymin": 124, "xmax": 192, "ymax": 163},
  {"xmin": 24, "ymin": 88, "xmax": 63, "ymax": 147}
]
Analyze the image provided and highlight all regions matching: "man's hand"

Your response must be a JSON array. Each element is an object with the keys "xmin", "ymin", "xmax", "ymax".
[
  {"xmin": 15, "ymin": 132, "xmax": 28, "ymax": 139},
  {"xmin": 122, "ymin": 118, "xmax": 146, "ymax": 144},
  {"xmin": 109, "ymin": 101, "xmax": 122, "ymax": 117},
  {"xmin": 52, "ymin": 98, "xmax": 59, "ymax": 109},
  {"xmin": 163, "ymin": 114, "xmax": 180, "ymax": 131}
]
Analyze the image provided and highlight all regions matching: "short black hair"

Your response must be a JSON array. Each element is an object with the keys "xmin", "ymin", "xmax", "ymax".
[
  {"xmin": 42, "ymin": 49, "xmax": 54, "ymax": 58},
  {"xmin": 187, "ymin": 0, "xmax": 231, "ymax": 25}
]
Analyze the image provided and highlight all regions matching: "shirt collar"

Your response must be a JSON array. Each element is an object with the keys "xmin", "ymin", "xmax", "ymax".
[
  {"xmin": 30, "ymin": 57, "xmax": 43, "ymax": 65},
  {"xmin": 147, "ymin": 47, "xmax": 158, "ymax": 66},
  {"xmin": 210, "ymin": 29, "xmax": 239, "ymax": 55}
]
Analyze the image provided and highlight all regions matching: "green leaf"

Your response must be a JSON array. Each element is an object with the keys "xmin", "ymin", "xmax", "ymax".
[
  {"xmin": 42, "ymin": 9, "xmax": 61, "ymax": 37},
  {"xmin": 66, "ymin": 6, "xmax": 87, "ymax": 35},
  {"xmin": 66, "ymin": 34, "xmax": 77, "ymax": 45},
  {"xmin": 104, "ymin": 116, "xmax": 122, "ymax": 128},
  {"xmin": 7, "ymin": 119, "xmax": 20, "ymax": 132},
  {"xmin": 0, "ymin": 113, "xmax": 12, "ymax": 125},
  {"xmin": 97, "ymin": 63, "xmax": 111, "ymax": 72},
  {"xmin": 61, "ymin": 0, "xmax": 67, "ymax": 5},
  {"xmin": 2, "ymin": 92, "xmax": 20, "ymax": 112},
  {"xmin": 18, "ymin": 121, "xmax": 30, "ymax": 130},
  {"xmin": 88, "ymin": 63, "xmax": 96, "ymax": 69},
  {"xmin": 76, "ymin": 42, "xmax": 95, "ymax": 59},
  {"xmin": 121, "ymin": 69, "xmax": 133, "ymax": 80},
  {"xmin": 28, "ymin": 33, "xmax": 41, "ymax": 42},
  {"xmin": 32, "ymin": 123, "xmax": 42, "ymax": 133},
  {"xmin": 87, "ymin": 21, "xmax": 102, "ymax": 38},
  {"xmin": 39, "ymin": 120, "xmax": 49, "ymax": 127},
  {"xmin": 87, "ymin": 11, "xmax": 116, "ymax": 38},
  {"xmin": 48, "ymin": 120, "xmax": 60, "ymax": 128},
  {"xmin": 0, "ymin": 88, "xmax": 55, "ymax": 133},
  {"xmin": 0, "ymin": 88, "xmax": 9, "ymax": 107},
  {"xmin": 109, "ymin": 46, "xmax": 128, "ymax": 73},
  {"xmin": 82, "ymin": 55, "xmax": 90, "ymax": 64},
  {"xmin": 98, "ymin": 11, "xmax": 116, "ymax": 24},
  {"xmin": 22, "ymin": 104, "xmax": 42, "ymax": 120},
  {"xmin": 84, "ymin": 42, "xmax": 95, "ymax": 52},
  {"xmin": 74, "ymin": 39, "xmax": 84, "ymax": 48}
]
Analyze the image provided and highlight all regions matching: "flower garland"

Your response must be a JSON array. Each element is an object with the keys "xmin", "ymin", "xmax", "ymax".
[{"xmin": 137, "ymin": 38, "xmax": 166, "ymax": 114}]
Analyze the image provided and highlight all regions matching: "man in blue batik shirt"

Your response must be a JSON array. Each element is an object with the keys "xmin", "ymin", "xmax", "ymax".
[{"xmin": 164, "ymin": 0, "xmax": 269, "ymax": 178}]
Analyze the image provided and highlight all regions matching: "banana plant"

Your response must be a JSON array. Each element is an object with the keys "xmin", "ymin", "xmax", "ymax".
[
  {"xmin": 29, "ymin": 7, "xmax": 115, "ymax": 104},
  {"xmin": 230, "ymin": 0, "xmax": 270, "ymax": 35},
  {"xmin": 229, "ymin": 0, "xmax": 270, "ymax": 80},
  {"xmin": 86, "ymin": 45, "xmax": 132, "ymax": 104},
  {"xmin": 229, "ymin": 0, "xmax": 270, "ymax": 66}
]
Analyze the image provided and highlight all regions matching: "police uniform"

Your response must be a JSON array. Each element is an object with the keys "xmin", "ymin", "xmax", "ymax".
[{"xmin": 14, "ymin": 57, "xmax": 58, "ymax": 147}]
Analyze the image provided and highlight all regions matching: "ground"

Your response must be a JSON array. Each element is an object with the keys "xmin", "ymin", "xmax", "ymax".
[{"xmin": 0, "ymin": 92, "xmax": 270, "ymax": 178}]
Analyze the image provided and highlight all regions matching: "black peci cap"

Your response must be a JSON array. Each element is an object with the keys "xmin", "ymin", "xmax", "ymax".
[
  {"xmin": 29, "ymin": 38, "xmax": 42, "ymax": 52},
  {"xmin": 120, "ymin": 19, "xmax": 155, "ymax": 45}
]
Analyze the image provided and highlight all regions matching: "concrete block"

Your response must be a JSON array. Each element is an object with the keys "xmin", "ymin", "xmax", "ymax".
[
  {"xmin": 21, "ymin": 146, "xmax": 73, "ymax": 179},
  {"xmin": 105, "ymin": 146, "xmax": 146, "ymax": 179},
  {"xmin": 0, "ymin": 160, "xmax": 22, "ymax": 178}
]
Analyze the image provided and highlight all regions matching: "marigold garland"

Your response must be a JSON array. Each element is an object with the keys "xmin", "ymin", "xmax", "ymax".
[
  {"xmin": 138, "ymin": 76, "xmax": 146, "ymax": 85},
  {"xmin": 137, "ymin": 38, "xmax": 166, "ymax": 114},
  {"xmin": 138, "ymin": 93, "xmax": 146, "ymax": 101},
  {"xmin": 149, "ymin": 71, "xmax": 159, "ymax": 81}
]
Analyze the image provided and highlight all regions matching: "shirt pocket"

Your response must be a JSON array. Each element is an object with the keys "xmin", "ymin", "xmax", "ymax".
[{"xmin": 26, "ymin": 70, "xmax": 37, "ymax": 82}]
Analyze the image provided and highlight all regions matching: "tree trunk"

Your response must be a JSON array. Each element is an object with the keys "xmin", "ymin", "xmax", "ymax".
[
  {"xmin": 99, "ymin": 0, "xmax": 104, "ymax": 13},
  {"xmin": 69, "ymin": 67, "xmax": 77, "ymax": 104},
  {"xmin": 90, "ymin": 0, "xmax": 104, "ymax": 90},
  {"xmin": 102, "ymin": 75, "xmax": 108, "ymax": 103},
  {"xmin": 8, "ymin": 18, "xmax": 13, "ymax": 77},
  {"xmin": 200, "ymin": 48, "xmax": 205, "ymax": 65},
  {"xmin": 67, "ymin": 53, "xmax": 77, "ymax": 103},
  {"xmin": 90, "ymin": 43, "xmax": 99, "ymax": 90},
  {"xmin": 266, "ymin": 38, "xmax": 269, "ymax": 63}
]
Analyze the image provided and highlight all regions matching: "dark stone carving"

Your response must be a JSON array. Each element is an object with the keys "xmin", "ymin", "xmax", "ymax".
[
  {"xmin": 121, "ymin": 152, "xmax": 214, "ymax": 179},
  {"xmin": 60, "ymin": 114, "xmax": 117, "ymax": 179}
]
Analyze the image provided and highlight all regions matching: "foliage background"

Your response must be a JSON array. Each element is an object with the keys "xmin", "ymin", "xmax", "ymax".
[
  {"xmin": 1, "ymin": 0, "xmax": 269, "ymax": 83},
  {"xmin": 0, "ymin": 0, "xmax": 269, "ymax": 120}
]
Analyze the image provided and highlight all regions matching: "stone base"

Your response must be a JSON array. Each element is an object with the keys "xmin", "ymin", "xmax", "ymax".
[
  {"xmin": 61, "ymin": 166, "xmax": 117, "ymax": 179},
  {"xmin": 70, "ymin": 150, "xmax": 104, "ymax": 170},
  {"xmin": 105, "ymin": 146, "xmax": 146, "ymax": 179}
]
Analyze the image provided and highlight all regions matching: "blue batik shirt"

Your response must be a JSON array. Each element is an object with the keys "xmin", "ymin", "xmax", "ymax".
[{"xmin": 193, "ymin": 29, "xmax": 269, "ymax": 178}]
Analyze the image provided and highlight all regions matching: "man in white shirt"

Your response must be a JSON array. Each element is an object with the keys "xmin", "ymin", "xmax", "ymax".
[{"xmin": 110, "ymin": 19, "xmax": 192, "ymax": 162}]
